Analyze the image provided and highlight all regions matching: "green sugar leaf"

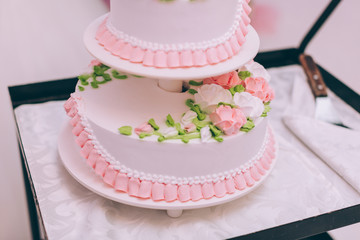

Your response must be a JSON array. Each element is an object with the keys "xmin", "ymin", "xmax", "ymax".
[
  {"xmin": 78, "ymin": 74, "xmax": 90, "ymax": 82},
  {"xmin": 214, "ymin": 136, "xmax": 224, "ymax": 142},
  {"xmin": 240, "ymin": 119, "xmax": 255, "ymax": 132},
  {"xmin": 148, "ymin": 118, "xmax": 160, "ymax": 131},
  {"xmin": 234, "ymin": 84, "xmax": 245, "ymax": 93},
  {"xmin": 238, "ymin": 71, "xmax": 251, "ymax": 80},
  {"xmin": 188, "ymin": 89, "xmax": 198, "ymax": 95},
  {"xmin": 103, "ymin": 73, "xmax": 112, "ymax": 82},
  {"xmin": 185, "ymin": 99, "xmax": 195, "ymax": 108},
  {"xmin": 175, "ymin": 123, "xmax": 185, "ymax": 135},
  {"xmin": 181, "ymin": 137, "xmax": 190, "ymax": 144},
  {"xmin": 158, "ymin": 136, "xmax": 165, "ymax": 142},
  {"xmin": 166, "ymin": 114, "xmax": 175, "ymax": 127},
  {"xmin": 261, "ymin": 103, "xmax": 271, "ymax": 117},
  {"xmin": 192, "ymin": 118, "xmax": 210, "ymax": 128},
  {"xmin": 218, "ymin": 102, "xmax": 236, "ymax": 108},
  {"xmin": 78, "ymin": 85, "xmax": 85, "ymax": 91},
  {"xmin": 139, "ymin": 133, "xmax": 153, "ymax": 139},
  {"xmin": 229, "ymin": 87, "xmax": 236, "ymax": 96},
  {"xmin": 80, "ymin": 80, "xmax": 89, "ymax": 86},
  {"xmin": 131, "ymin": 74, "xmax": 144, "ymax": 78},
  {"xmin": 118, "ymin": 126, "xmax": 132, "ymax": 136},
  {"xmin": 209, "ymin": 124, "xmax": 222, "ymax": 137},
  {"xmin": 189, "ymin": 80, "xmax": 203, "ymax": 86},
  {"xmin": 90, "ymin": 81, "xmax": 99, "ymax": 89},
  {"xmin": 112, "ymin": 70, "xmax": 128, "ymax": 79}
]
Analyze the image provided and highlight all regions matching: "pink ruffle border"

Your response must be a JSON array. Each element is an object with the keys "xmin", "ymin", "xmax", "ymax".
[
  {"xmin": 64, "ymin": 94, "xmax": 276, "ymax": 202},
  {"xmin": 95, "ymin": 0, "xmax": 252, "ymax": 69}
]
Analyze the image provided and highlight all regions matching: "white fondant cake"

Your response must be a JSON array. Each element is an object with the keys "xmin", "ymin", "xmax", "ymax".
[
  {"xmin": 64, "ymin": 60, "xmax": 276, "ymax": 202},
  {"xmin": 95, "ymin": 0, "xmax": 252, "ymax": 68}
]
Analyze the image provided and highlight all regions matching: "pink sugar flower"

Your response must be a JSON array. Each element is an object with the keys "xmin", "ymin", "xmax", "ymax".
[
  {"xmin": 210, "ymin": 105, "xmax": 247, "ymax": 135},
  {"xmin": 89, "ymin": 59, "xmax": 102, "ymax": 67},
  {"xmin": 135, "ymin": 123, "xmax": 154, "ymax": 136},
  {"xmin": 184, "ymin": 123, "xmax": 196, "ymax": 133},
  {"xmin": 244, "ymin": 77, "xmax": 275, "ymax": 102},
  {"xmin": 204, "ymin": 71, "xmax": 241, "ymax": 89}
]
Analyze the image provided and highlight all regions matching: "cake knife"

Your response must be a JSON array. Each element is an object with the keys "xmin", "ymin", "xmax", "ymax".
[{"xmin": 299, "ymin": 54, "xmax": 344, "ymax": 127}]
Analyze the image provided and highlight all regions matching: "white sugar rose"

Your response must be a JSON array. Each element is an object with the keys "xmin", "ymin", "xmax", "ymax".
[
  {"xmin": 194, "ymin": 84, "xmax": 232, "ymax": 113},
  {"xmin": 161, "ymin": 127, "xmax": 178, "ymax": 138},
  {"xmin": 233, "ymin": 92, "xmax": 264, "ymax": 119},
  {"xmin": 181, "ymin": 110, "xmax": 198, "ymax": 126},
  {"xmin": 240, "ymin": 61, "xmax": 271, "ymax": 82},
  {"xmin": 200, "ymin": 126, "xmax": 212, "ymax": 143}
]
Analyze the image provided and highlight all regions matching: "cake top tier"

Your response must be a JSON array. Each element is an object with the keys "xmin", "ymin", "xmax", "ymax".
[{"xmin": 94, "ymin": 0, "xmax": 252, "ymax": 69}]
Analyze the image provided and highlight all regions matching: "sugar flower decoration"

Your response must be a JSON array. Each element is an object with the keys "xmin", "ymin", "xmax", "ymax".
[
  {"xmin": 203, "ymin": 71, "xmax": 241, "ymax": 89},
  {"xmin": 134, "ymin": 123, "xmax": 154, "ymax": 136},
  {"xmin": 244, "ymin": 77, "xmax": 275, "ymax": 102},
  {"xmin": 240, "ymin": 61, "xmax": 271, "ymax": 82},
  {"xmin": 233, "ymin": 92, "xmax": 264, "ymax": 119},
  {"xmin": 181, "ymin": 110, "xmax": 198, "ymax": 126},
  {"xmin": 200, "ymin": 126, "xmax": 212, "ymax": 142},
  {"xmin": 194, "ymin": 84, "xmax": 232, "ymax": 113},
  {"xmin": 210, "ymin": 105, "xmax": 247, "ymax": 135}
]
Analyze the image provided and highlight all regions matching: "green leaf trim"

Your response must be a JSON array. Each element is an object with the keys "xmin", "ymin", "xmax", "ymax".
[
  {"xmin": 166, "ymin": 114, "xmax": 175, "ymax": 127},
  {"xmin": 118, "ymin": 126, "xmax": 132, "ymax": 135},
  {"xmin": 148, "ymin": 118, "xmax": 160, "ymax": 131},
  {"xmin": 240, "ymin": 118, "xmax": 255, "ymax": 132},
  {"xmin": 112, "ymin": 70, "xmax": 128, "ymax": 79},
  {"xmin": 238, "ymin": 71, "xmax": 251, "ymax": 80},
  {"xmin": 188, "ymin": 89, "xmax": 198, "ymax": 95},
  {"xmin": 189, "ymin": 80, "xmax": 203, "ymax": 86}
]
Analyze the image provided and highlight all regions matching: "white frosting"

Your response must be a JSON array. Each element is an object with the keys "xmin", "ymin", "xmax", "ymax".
[
  {"xmin": 74, "ymin": 76, "xmax": 270, "ymax": 185},
  {"xmin": 108, "ymin": 0, "xmax": 244, "ymax": 51},
  {"xmin": 233, "ymin": 92, "xmax": 264, "ymax": 118},
  {"xmin": 180, "ymin": 110, "xmax": 197, "ymax": 126},
  {"xmin": 161, "ymin": 127, "xmax": 178, "ymax": 138},
  {"xmin": 194, "ymin": 84, "xmax": 233, "ymax": 113},
  {"xmin": 200, "ymin": 126, "xmax": 212, "ymax": 143}
]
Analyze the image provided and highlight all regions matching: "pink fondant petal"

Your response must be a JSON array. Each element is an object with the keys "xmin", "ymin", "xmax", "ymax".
[
  {"xmin": 70, "ymin": 114, "xmax": 81, "ymax": 127},
  {"xmin": 255, "ymin": 162, "xmax": 266, "ymax": 175},
  {"xmin": 229, "ymin": 36, "xmax": 241, "ymax": 54},
  {"xmin": 190, "ymin": 184, "xmax": 202, "ymax": 201},
  {"xmin": 243, "ymin": 1, "xmax": 252, "ymax": 15},
  {"xmin": 235, "ymin": 29, "xmax": 246, "ymax": 46},
  {"xmin": 87, "ymin": 149, "xmax": 100, "ymax": 169},
  {"xmin": 119, "ymin": 43, "xmax": 133, "ymax": 60},
  {"xmin": 114, "ymin": 173, "xmax": 129, "ymax": 192},
  {"xmin": 67, "ymin": 105, "xmax": 78, "ymax": 118},
  {"xmin": 128, "ymin": 177, "xmax": 140, "ymax": 197},
  {"xmin": 225, "ymin": 178, "xmax": 236, "ymax": 194},
  {"xmin": 104, "ymin": 35, "xmax": 117, "ymax": 51},
  {"xmin": 206, "ymin": 48, "xmax": 220, "ymax": 64},
  {"xmin": 130, "ymin": 47, "xmax": 145, "ymax": 63},
  {"xmin": 103, "ymin": 166, "xmax": 118, "ymax": 186},
  {"xmin": 94, "ymin": 157, "xmax": 108, "ymax": 177},
  {"xmin": 76, "ymin": 131, "xmax": 89, "ymax": 147},
  {"xmin": 98, "ymin": 31, "xmax": 113, "ymax": 46},
  {"xmin": 178, "ymin": 185, "xmax": 191, "ymax": 202},
  {"xmin": 243, "ymin": 170, "xmax": 255, "ymax": 187},
  {"xmin": 234, "ymin": 173, "xmax": 246, "ymax": 190},
  {"xmin": 164, "ymin": 184, "xmax": 178, "ymax": 202},
  {"xmin": 95, "ymin": 21, "xmax": 107, "ymax": 40},
  {"xmin": 64, "ymin": 97, "xmax": 75, "ymax": 113},
  {"xmin": 167, "ymin": 51, "xmax": 180, "ymax": 68},
  {"xmin": 202, "ymin": 182, "xmax": 215, "ymax": 199},
  {"xmin": 224, "ymin": 41, "xmax": 234, "ymax": 57},
  {"xmin": 214, "ymin": 181, "xmax": 227, "ymax": 198},
  {"xmin": 260, "ymin": 156, "xmax": 271, "ymax": 170},
  {"xmin": 80, "ymin": 140, "xmax": 94, "ymax": 159},
  {"xmin": 241, "ymin": 12, "xmax": 251, "ymax": 26},
  {"xmin": 154, "ymin": 51, "xmax": 168, "ymax": 68},
  {"xmin": 151, "ymin": 182, "xmax": 165, "ymax": 201},
  {"xmin": 109, "ymin": 40, "xmax": 126, "ymax": 56},
  {"xmin": 180, "ymin": 50, "xmax": 194, "ymax": 67},
  {"xmin": 193, "ymin": 50, "xmax": 207, "ymax": 67},
  {"xmin": 216, "ymin": 45, "xmax": 229, "ymax": 62},
  {"xmin": 250, "ymin": 167, "xmax": 261, "ymax": 181},
  {"xmin": 239, "ymin": 20, "xmax": 249, "ymax": 36},
  {"xmin": 143, "ymin": 50, "xmax": 155, "ymax": 66},
  {"xmin": 138, "ymin": 180, "xmax": 152, "ymax": 199}
]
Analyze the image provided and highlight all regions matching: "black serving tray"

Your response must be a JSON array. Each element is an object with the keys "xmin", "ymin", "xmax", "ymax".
[{"xmin": 8, "ymin": 0, "xmax": 360, "ymax": 239}]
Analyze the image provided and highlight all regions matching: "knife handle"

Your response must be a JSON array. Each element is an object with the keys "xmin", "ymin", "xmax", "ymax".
[{"xmin": 299, "ymin": 54, "xmax": 328, "ymax": 98}]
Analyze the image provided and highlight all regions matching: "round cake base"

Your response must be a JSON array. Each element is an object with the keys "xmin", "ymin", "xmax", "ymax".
[
  {"xmin": 58, "ymin": 122, "xmax": 278, "ymax": 217},
  {"xmin": 83, "ymin": 14, "xmax": 260, "ymax": 81}
]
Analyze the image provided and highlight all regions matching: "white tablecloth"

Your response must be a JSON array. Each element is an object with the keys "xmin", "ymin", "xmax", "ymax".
[{"xmin": 14, "ymin": 65, "xmax": 360, "ymax": 240}]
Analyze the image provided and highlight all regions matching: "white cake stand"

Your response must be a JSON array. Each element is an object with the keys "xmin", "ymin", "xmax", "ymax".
[
  {"xmin": 83, "ymin": 14, "xmax": 260, "ymax": 81},
  {"xmin": 58, "ymin": 123, "xmax": 278, "ymax": 217}
]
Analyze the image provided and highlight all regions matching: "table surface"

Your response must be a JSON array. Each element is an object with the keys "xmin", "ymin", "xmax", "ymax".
[{"xmin": 12, "ymin": 65, "xmax": 360, "ymax": 240}]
